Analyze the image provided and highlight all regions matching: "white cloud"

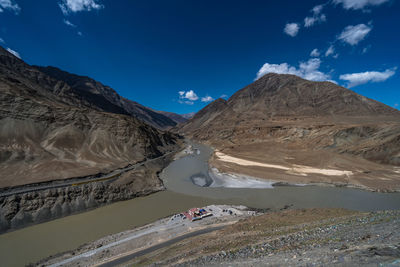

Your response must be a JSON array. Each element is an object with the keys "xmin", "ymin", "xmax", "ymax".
[
  {"xmin": 284, "ymin": 23, "xmax": 299, "ymax": 37},
  {"xmin": 220, "ymin": 94, "xmax": 228, "ymax": 98},
  {"xmin": 201, "ymin": 96, "xmax": 214, "ymax": 102},
  {"xmin": 333, "ymin": 0, "xmax": 389, "ymax": 10},
  {"xmin": 59, "ymin": 0, "xmax": 104, "ymax": 15},
  {"xmin": 184, "ymin": 90, "xmax": 198, "ymax": 101},
  {"xmin": 338, "ymin": 24, "xmax": 372, "ymax": 45},
  {"xmin": 64, "ymin": 19, "xmax": 76, "ymax": 27},
  {"xmin": 256, "ymin": 58, "xmax": 331, "ymax": 82},
  {"xmin": 310, "ymin": 48, "xmax": 320, "ymax": 57},
  {"xmin": 6, "ymin": 47, "xmax": 20, "ymax": 59},
  {"xmin": 361, "ymin": 45, "xmax": 372, "ymax": 54},
  {"xmin": 304, "ymin": 17, "xmax": 316, "ymax": 27},
  {"xmin": 179, "ymin": 90, "xmax": 199, "ymax": 101},
  {"xmin": 304, "ymin": 5, "xmax": 326, "ymax": 27},
  {"xmin": 0, "ymin": 38, "xmax": 4, "ymax": 44},
  {"xmin": 0, "ymin": 0, "xmax": 20, "ymax": 14},
  {"xmin": 178, "ymin": 100, "xmax": 194, "ymax": 105},
  {"xmin": 77, "ymin": 31, "xmax": 83, "ymax": 36},
  {"xmin": 339, "ymin": 67, "xmax": 396, "ymax": 87},
  {"xmin": 325, "ymin": 45, "xmax": 335, "ymax": 57}
]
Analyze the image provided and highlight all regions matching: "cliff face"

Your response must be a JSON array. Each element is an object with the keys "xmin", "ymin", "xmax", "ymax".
[{"xmin": 180, "ymin": 73, "xmax": 400, "ymax": 166}]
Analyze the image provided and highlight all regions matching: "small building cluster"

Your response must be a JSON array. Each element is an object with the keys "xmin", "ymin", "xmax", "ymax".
[{"xmin": 183, "ymin": 208, "xmax": 213, "ymax": 221}]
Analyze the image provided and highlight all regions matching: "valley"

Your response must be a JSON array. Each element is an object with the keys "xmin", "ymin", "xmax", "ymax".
[{"xmin": 1, "ymin": 44, "xmax": 400, "ymax": 267}]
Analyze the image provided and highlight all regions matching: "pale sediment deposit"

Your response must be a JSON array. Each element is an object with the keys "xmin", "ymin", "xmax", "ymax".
[
  {"xmin": 215, "ymin": 151, "xmax": 353, "ymax": 177},
  {"xmin": 211, "ymin": 148, "xmax": 400, "ymax": 192}
]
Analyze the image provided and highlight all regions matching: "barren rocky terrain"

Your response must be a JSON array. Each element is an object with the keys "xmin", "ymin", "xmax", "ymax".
[{"xmin": 96, "ymin": 208, "xmax": 400, "ymax": 266}]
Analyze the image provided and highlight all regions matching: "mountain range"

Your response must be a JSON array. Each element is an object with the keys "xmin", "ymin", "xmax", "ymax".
[{"xmin": 0, "ymin": 46, "xmax": 181, "ymax": 188}]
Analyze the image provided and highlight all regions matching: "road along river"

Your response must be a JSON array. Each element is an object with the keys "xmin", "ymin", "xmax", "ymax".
[{"xmin": 1, "ymin": 142, "xmax": 400, "ymax": 266}]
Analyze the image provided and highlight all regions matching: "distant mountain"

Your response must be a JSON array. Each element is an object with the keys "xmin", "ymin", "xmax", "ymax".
[
  {"xmin": 181, "ymin": 112, "xmax": 196, "ymax": 119},
  {"xmin": 0, "ymin": 46, "xmax": 179, "ymax": 188},
  {"xmin": 33, "ymin": 66, "xmax": 178, "ymax": 130},
  {"xmin": 153, "ymin": 110, "xmax": 188, "ymax": 124},
  {"xmin": 180, "ymin": 73, "xmax": 400, "ymax": 165}
]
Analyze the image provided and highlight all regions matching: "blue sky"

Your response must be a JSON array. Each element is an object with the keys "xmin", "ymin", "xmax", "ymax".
[{"xmin": 0, "ymin": 0, "xmax": 399, "ymax": 114}]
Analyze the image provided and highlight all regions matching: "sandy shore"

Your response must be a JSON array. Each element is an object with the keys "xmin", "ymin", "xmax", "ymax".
[{"xmin": 215, "ymin": 151, "xmax": 353, "ymax": 177}]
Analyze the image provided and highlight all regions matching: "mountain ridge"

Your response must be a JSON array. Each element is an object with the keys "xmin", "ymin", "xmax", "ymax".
[{"xmin": 33, "ymin": 65, "xmax": 178, "ymax": 129}]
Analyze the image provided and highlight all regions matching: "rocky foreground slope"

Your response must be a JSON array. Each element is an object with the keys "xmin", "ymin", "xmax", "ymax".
[
  {"xmin": 71, "ymin": 208, "xmax": 399, "ymax": 267},
  {"xmin": 0, "ymin": 46, "xmax": 182, "ymax": 232},
  {"xmin": 179, "ymin": 73, "xmax": 400, "ymax": 191},
  {"xmin": 154, "ymin": 209, "xmax": 400, "ymax": 266}
]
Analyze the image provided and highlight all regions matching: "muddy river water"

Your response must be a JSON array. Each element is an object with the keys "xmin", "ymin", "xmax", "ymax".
[{"xmin": 1, "ymin": 142, "xmax": 400, "ymax": 266}]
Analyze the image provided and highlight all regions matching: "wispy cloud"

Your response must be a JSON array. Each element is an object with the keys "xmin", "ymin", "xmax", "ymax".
[
  {"xmin": 339, "ymin": 67, "xmax": 396, "ymax": 87},
  {"xmin": 310, "ymin": 49, "xmax": 320, "ymax": 57},
  {"xmin": 325, "ymin": 45, "xmax": 335, "ymax": 57},
  {"xmin": 0, "ymin": 0, "xmax": 20, "ymax": 14},
  {"xmin": 338, "ymin": 23, "xmax": 372, "ymax": 45},
  {"xmin": 284, "ymin": 23, "xmax": 299, "ymax": 37},
  {"xmin": 63, "ymin": 19, "xmax": 76, "ymax": 27},
  {"xmin": 256, "ymin": 58, "xmax": 331, "ymax": 82},
  {"xmin": 333, "ymin": 0, "xmax": 390, "ymax": 10},
  {"xmin": 59, "ymin": 0, "xmax": 104, "ymax": 15},
  {"xmin": 6, "ymin": 47, "xmax": 21, "ymax": 59},
  {"xmin": 201, "ymin": 96, "xmax": 214, "ymax": 102},
  {"xmin": 0, "ymin": 38, "xmax": 4, "ymax": 44},
  {"xmin": 304, "ymin": 4, "xmax": 326, "ymax": 27}
]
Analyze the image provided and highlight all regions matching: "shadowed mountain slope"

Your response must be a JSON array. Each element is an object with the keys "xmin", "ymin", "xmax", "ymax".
[
  {"xmin": 33, "ymin": 66, "xmax": 178, "ymax": 129},
  {"xmin": 0, "ymin": 46, "xmax": 180, "ymax": 188}
]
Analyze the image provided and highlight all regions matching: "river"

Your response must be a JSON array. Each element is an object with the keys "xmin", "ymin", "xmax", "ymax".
[{"xmin": 1, "ymin": 142, "xmax": 400, "ymax": 266}]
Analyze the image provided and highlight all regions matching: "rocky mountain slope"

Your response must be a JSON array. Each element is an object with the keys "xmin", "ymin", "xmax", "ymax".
[
  {"xmin": 0, "ymin": 46, "xmax": 180, "ymax": 188},
  {"xmin": 34, "ymin": 66, "xmax": 178, "ymax": 129},
  {"xmin": 179, "ymin": 73, "xmax": 400, "ymax": 183}
]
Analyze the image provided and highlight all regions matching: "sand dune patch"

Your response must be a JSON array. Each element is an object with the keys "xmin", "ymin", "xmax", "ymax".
[{"xmin": 215, "ymin": 151, "xmax": 353, "ymax": 177}]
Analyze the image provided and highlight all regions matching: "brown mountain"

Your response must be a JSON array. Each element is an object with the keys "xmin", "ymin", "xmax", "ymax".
[
  {"xmin": 33, "ymin": 66, "xmax": 178, "ymax": 129},
  {"xmin": 181, "ymin": 73, "xmax": 398, "ymax": 132},
  {"xmin": 180, "ymin": 73, "xmax": 400, "ymax": 191},
  {"xmin": 0, "ymin": 46, "xmax": 180, "ymax": 188}
]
